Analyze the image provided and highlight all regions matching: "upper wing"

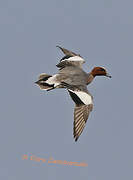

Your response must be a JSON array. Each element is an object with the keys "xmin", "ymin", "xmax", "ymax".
[
  {"xmin": 56, "ymin": 46, "xmax": 85, "ymax": 69},
  {"xmin": 56, "ymin": 46, "xmax": 79, "ymax": 56},
  {"xmin": 68, "ymin": 86, "xmax": 93, "ymax": 141}
]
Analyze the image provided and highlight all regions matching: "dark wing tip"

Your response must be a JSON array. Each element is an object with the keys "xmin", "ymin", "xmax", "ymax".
[
  {"xmin": 75, "ymin": 137, "xmax": 79, "ymax": 142},
  {"xmin": 56, "ymin": 45, "xmax": 62, "ymax": 49},
  {"xmin": 56, "ymin": 45, "xmax": 65, "ymax": 52}
]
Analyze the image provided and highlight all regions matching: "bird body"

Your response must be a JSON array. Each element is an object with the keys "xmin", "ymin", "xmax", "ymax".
[{"xmin": 35, "ymin": 46, "xmax": 111, "ymax": 141}]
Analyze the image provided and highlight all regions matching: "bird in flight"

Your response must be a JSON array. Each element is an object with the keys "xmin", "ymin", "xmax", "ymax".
[{"xmin": 35, "ymin": 46, "xmax": 111, "ymax": 141}]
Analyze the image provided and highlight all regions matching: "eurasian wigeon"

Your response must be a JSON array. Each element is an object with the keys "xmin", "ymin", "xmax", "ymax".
[{"xmin": 35, "ymin": 46, "xmax": 111, "ymax": 141}]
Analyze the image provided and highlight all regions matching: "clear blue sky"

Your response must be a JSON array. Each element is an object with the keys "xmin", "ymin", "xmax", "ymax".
[{"xmin": 0, "ymin": 0, "xmax": 133, "ymax": 179}]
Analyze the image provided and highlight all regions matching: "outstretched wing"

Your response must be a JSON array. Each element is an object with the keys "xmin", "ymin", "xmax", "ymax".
[
  {"xmin": 68, "ymin": 86, "xmax": 93, "ymax": 141},
  {"xmin": 56, "ymin": 46, "xmax": 85, "ymax": 69},
  {"xmin": 56, "ymin": 46, "xmax": 79, "ymax": 56}
]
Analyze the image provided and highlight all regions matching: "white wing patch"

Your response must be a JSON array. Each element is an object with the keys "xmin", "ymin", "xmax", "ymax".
[
  {"xmin": 69, "ymin": 89, "xmax": 93, "ymax": 105},
  {"xmin": 62, "ymin": 56, "xmax": 85, "ymax": 63},
  {"xmin": 46, "ymin": 74, "xmax": 60, "ymax": 87}
]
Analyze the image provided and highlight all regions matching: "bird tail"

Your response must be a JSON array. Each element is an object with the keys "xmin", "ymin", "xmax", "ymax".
[{"xmin": 35, "ymin": 73, "xmax": 55, "ymax": 91}]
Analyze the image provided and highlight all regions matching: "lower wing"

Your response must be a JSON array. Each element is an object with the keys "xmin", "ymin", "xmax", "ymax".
[{"xmin": 68, "ymin": 87, "xmax": 93, "ymax": 141}]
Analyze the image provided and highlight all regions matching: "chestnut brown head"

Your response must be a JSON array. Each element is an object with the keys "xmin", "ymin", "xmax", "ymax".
[{"xmin": 91, "ymin": 67, "xmax": 111, "ymax": 78}]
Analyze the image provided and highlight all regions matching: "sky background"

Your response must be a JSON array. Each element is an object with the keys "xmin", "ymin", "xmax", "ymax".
[{"xmin": 0, "ymin": 0, "xmax": 133, "ymax": 179}]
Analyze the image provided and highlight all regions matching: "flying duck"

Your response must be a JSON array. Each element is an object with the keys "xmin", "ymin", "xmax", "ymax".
[{"xmin": 35, "ymin": 46, "xmax": 111, "ymax": 141}]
